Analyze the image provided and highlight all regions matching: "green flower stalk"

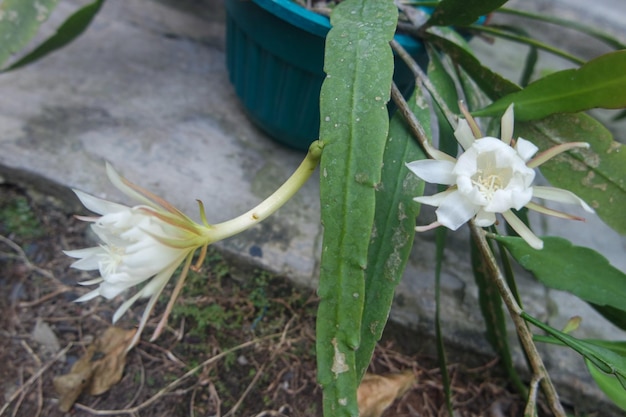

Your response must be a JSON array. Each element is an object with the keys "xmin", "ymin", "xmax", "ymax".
[{"xmin": 65, "ymin": 141, "xmax": 323, "ymax": 348}]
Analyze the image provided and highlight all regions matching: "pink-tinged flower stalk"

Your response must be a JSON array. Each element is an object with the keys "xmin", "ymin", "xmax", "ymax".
[
  {"xmin": 65, "ymin": 142, "xmax": 323, "ymax": 348},
  {"xmin": 406, "ymin": 104, "xmax": 594, "ymax": 250}
]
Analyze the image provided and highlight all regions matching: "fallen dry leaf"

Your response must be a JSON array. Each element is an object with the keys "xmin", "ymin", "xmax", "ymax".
[
  {"xmin": 357, "ymin": 371, "xmax": 416, "ymax": 417},
  {"xmin": 53, "ymin": 326, "xmax": 136, "ymax": 411}
]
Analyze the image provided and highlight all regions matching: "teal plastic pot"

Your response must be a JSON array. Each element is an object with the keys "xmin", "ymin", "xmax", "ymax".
[{"xmin": 225, "ymin": 0, "xmax": 427, "ymax": 151}]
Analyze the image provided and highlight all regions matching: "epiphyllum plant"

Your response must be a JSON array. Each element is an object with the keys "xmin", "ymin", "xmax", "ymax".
[
  {"xmin": 407, "ymin": 104, "xmax": 594, "ymax": 249},
  {"xmin": 54, "ymin": 0, "xmax": 626, "ymax": 415}
]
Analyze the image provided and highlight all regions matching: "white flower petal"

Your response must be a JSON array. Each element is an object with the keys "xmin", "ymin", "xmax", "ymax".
[
  {"xmin": 73, "ymin": 189, "xmax": 129, "ymax": 216},
  {"xmin": 532, "ymin": 186, "xmax": 595, "ymax": 213},
  {"xmin": 515, "ymin": 137, "xmax": 539, "ymax": 162},
  {"xmin": 106, "ymin": 163, "xmax": 159, "ymax": 209},
  {"xmin": 63, "ymin": 247, "xmax": 102, "ymax": 259},
  {"xmin": 74, "ymin": 289, "xmax": 101, "ymax": 303},
  {"xmin": 436, "ymin": 191, "xmax": 480, "ymax": 230},
  {"xmin": 78, "ymin": 277, "xmax": 104, "ymax": 286},
  {"xmin": 406, "ymin": 160, "xmax": 457, "ymax": 185},
  {"xmin": 413, "ymin": 189, "xmax": 456, "ymax": 207},
  {"xmin": 70, "ymin": 256, "xmax": 103, "ymax": 271},
  {"xmin": 500, "ymin": 104, "xmax": 515, "ymax": 145},
  {"xmin": 501, "ymin": 210, "xmax": 543, "ymax": 249},
  {"xmin": 454, "ymin": 119, "xmax": 476, "ymax": 150}
]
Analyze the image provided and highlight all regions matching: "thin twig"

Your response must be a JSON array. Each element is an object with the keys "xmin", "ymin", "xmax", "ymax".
[
  {"xmin": 524, "ymin": 375, "xmax": 542, "ymax": 417},
  {"xmin": 0, "ymin": 344, "xmax": 73, "ymax": 417},
  {"xmin": 390, "ymin": 82, "xmax": 455, "ymax": 162},
  {"xmin": 72, "ymin": 331, "xmax": 288, "ymax": 416},
  {"xmin": 468, "ymin": 222, "xmax": 566, "ymax": 417}
]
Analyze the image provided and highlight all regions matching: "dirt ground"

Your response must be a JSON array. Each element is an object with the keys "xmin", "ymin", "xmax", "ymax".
[{"xmin": 0, "ymin": 180, "xmax": 539, "ymax": 417}]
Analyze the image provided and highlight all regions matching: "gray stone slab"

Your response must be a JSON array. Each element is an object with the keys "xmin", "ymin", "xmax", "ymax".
[{"xmin": 1, "ymin": 0, "xmax": 625, "ymax": 414}]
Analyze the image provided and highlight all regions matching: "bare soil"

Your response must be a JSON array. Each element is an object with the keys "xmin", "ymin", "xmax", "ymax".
[{"xmin": 0, "ymin": 181, "xmax": 531, "ymax": 417}]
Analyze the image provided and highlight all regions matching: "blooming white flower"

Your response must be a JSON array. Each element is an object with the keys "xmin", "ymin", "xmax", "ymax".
[
  {"xmin": 65, "ymin": 163, "xmax": 214, "ymax": 348},
  {"xmin": 406, "ymin": 104, "xmax": 594, "ymax": 250}
]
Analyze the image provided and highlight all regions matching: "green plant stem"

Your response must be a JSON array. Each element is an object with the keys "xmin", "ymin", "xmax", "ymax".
[
  {"xmin": 208, "ymin": 140, "xmax": 323, "ymax": 241},
  {"xmin": 468, "ymin": 221, "xmax": 566, "ymax": 417},
  {"xmin": 468, "ymin": 24, "xmax": 584, "ymax": 65},
  {"xmin": 495, "ymin": 7, "xmax": 626, "ymax": 50}
]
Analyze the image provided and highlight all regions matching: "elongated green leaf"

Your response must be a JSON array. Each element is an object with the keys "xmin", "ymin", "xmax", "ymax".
[
  {"xmin": 426, "ymin": 0, "xmax": 505, "ymax": 27},
  {"xmin": 355, "ymin": 88, "xmax": 426, "ymax": 379},
  {"xmin": 0, "ymin": 0, "xmax": 58, "ymax": 68},
  {"xmin": 517, "ymin": 113, "xmax": 626, "ymax": 235},
  {"xmin": 524, "ymin": 313, "xmax": 626, "ymax": 389},
  {"xmin": 317, "ymin": 1, "xmax": 397, "ymax": 416},
  {"xmin": 3, "ymin": 0, "xmax": 104, "ymax": 72},
  {"xmin": 468, "ymin": 24, "xmax": 584, "ymax": 65},
  {"xmin": 495, "ymin": 236, "xmax": 626, "ymax": 313},
  {"xmin": 591, "ymin": 304, "xmax": 626, "ymax": 331},
  {"xmin": 587, "ymin": 359, "xmax": 626, "ymax": 411},
  {"xmin": 474, "ymin": 51, "xmax": 626, "ymax": 120},
  {"xmin": 427, "ymin": 45, "xmax": 459, "ymax": 415},
  {"xmin": 496, "ymin": 8, "xmax": 626, "ymax": 50}
]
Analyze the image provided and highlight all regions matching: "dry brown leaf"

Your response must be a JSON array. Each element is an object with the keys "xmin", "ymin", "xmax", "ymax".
[
  {"xmin": 53, "ymin": 326, "xmax": 136, "ymax": 411},
  {"xmin": 357, "ymin": 371, "xmax": 416, "ymax": 417}
]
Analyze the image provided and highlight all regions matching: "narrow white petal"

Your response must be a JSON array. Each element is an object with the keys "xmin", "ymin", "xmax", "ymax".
[
  {"xmin": 515, "ymin": 137, "xmax": 539, "ymax": 162},
  {"xmin": 78, "ymin": 277, "xmax": 104, "ymax": 286},
  {"xmin": 500, "ymin": 104, "xmax": 515, "ymax": 145},
  {"xmin": 413, "ymin": 188, "xmax": 456, "ymax": 207},
  {"xmin": 406, "ymin": 160, "xmax": 457, "ymax": 185},
  {"xmin": 69, "ymin": 256, "xmax": 102, "ymax": 271},
  {"xmin": 112, "ymin": 289, "xmax": 145, "ymax": 323},
  {"xmin": 63, "ymin": 247, "xmax": 103, "ymax": 259},
  {"xmin": 126, "ymin": 261, "xmax": 181, "ymax": 349},
  {"xmin": 106, "ymin": 163, "xmax": 159, "ymax": 209},
  {"xmin": 73, "ymin": 189, "xmax": 128, "ymax": 216},
  {"xmin": 532, "ymin": 186, "xmax": 595, "ymax": 213},
  {"xmin": 454, "ymin": 119, "xmax": 476, "ymax": 150},
  {"xmin": 435, "ymin": 191, "xmax": 479, "ymax": 230},
  {"xmin": 501, "ymin": 210, "xmax": 543, "ymax": 249},
  {"xmin": 525, "ymin": 201, "xmax": 586, "ymax": 221},
  {"xmin": 74, "ymin": 289, "xmax": 101, "ymax": 302}
]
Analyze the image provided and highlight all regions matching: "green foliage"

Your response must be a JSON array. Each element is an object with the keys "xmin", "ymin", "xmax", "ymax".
[
  {"xmin": 316, "ymin": 1, "xmax": 398, "ymax": 415},
  {"xmin": 584, "ymin": 340, "xmax": 626, "ymax": 411},
  {"xmin": 525, "ymin": 314, "xmax": 626, "ymax": 390},
  {"xmin": 426, "ymin": 0, "xmax": 506, "ymax": 27},
  {"xmin": 475, "ymin": 51, "xmax": 626, "ymax": 120},
  {"xmin": 0, "ymin": 196, "xmax": 43, "ymax": 239},
  {"xmin": 0, "ymin": 0, "xmax": 58, "ymax": 68},
  {"xmin": 495, "ymin": 236, "xmax": 626, "ymax": 314},
  {"xmin": 517, "ymin": 114, "xmax": 626, "ymax": 236},
  {"xmin": 4, "ymin": 0, "xmax": 104, "ymax": 72},
  {"xmin": 355, "ymin": 87, "xmax": 426, "ymax": 379},
  {"xmin": 0, "ymin": 0, "xmax": 103, "ymax": 71}
]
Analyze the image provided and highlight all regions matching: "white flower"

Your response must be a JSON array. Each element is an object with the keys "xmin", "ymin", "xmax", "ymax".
[
  {"xmin": 65, "ymin": 163, "xmax": 213, "ymax": 347},
  {"xmin": 406, "ymin": 104, "xmax": 594, "ymax": 250}
]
